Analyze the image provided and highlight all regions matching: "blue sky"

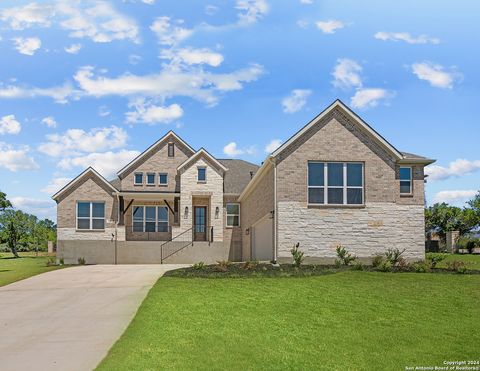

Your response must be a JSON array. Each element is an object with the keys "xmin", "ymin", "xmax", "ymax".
[{"xmin": 0, "ymin": 0, "xmax": 478, "ymax": 221}]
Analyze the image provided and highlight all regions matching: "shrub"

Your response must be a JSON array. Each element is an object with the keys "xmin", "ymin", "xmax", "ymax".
[
  {"xmin": 385, "ymin": 248, "xmax": 406, "ymax": 267},
  {"xmin": 45, "ymin": 257, "xmax": 56, "ymax": 267},
  {"xmin": 425, "ymin": 253, "xmax": 448, "ymax": 269},
  {"xmin": 78, "ymin": 257, "xmax": 86, "ymax": 265},
  {"xmin": 334, "ymin": 259, "xmax": 341, "ymax": 268},
  {"xmin": 378, "ymin": 260, "xmax": 392, "ymax": 272},
  {"xmin": 335, "ymin": 245, "xmax": 356, "ymax": 266},
  {"xmin": 290, "ymin": 243, "xmax": 304, "ymax": 267},
  {"xmin": 446, "ymin": 260, "xmax": 467, "ymax": 274},
  {"xmin": 59, "ymin": 258, "xmax": 64, "ymax": 266},
  {"xmin": 193, "ymin": 262, "xmax": 205, "ymax": 270},
  {"xmin": 215, "ymin": 260, "xmax": 231, "ymax": 272},
  {"xmin": 371, "ymin": 254, "xmax": 384, "ymax": 268},
  {"xmin": 352, "ymin": 261, "xmax": 363, "ymax": 271},
  {"xmin": 396, "ymin": 257, "xmax": 411, "ymax": 271},
  {"xmin": 412, "ymin": 261, "xmax": 429, "ymax": 273},
  {"xmin": 242, "ymin": 260, "xmax": 258, "ymax": 270}
]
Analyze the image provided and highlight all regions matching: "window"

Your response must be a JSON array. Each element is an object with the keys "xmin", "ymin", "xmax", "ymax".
[
  {"xmin": 308, "ymin": 162, "xmax": 363, "ymax": 205},
  {"xmin": 168, "ymin": 142, "xmax": 175, "ymax": 157},
  {"xmin": 159, "ymin": 173, "xmax": 168, "ymax": 185},
  {"xmin": 77, "ymin": 202, "xmax": 105, "ymax": 230},
  {"xmin": 146, "ymin": 173, "xmax": 155, "ymax": 185},
  {"xmin": 226, "ymin": 203, "xmax": 240, "ymax": 227},
  {"xmin": 134, "ymin": 172, "xmax": 143, "ymax": 185},
  {"xmin": 400, "ymin": 167, "xmax": 412, "ymax": 194},
  {"xmin": 132, "ymin": 206, "xmax": 169, "ymax": 232},
  {"xmin": 198, "ymin": 167, "xmax": 206, "ymax": 182}
]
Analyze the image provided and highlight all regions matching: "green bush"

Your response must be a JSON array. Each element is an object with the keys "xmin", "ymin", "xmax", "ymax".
[
  {"xmin": 378, "ymin": 260, "xmax": 392, "ymax": 272},
  {"xmin": 335, "ymin": 245, "xmax": 356, "ymax": 266},
  {"xmin": 193, "ymin": 262, "xmax": 206, "ymax": 270},
  {"xmin": 457, "ymin": 235, "xmax": 480, "ymax": 254},
  {"xmin": 425, "ymin": 253, "xmax": 448, "ymax": 269},
  {"xmin": 45, "ymin": 257, "xmax": 56, "ymax": 267},
  {"xmin": 242, "ymin": 261, "xmax": 258, "ymax": 270},
  {"xmin": 352, "ymin": 261, "xmax": 364, "ymax": 271},
  {"xmin": 385, "ymin": 248, "xmax": 406, "ymax": 267},
  {"xmin": 412, "ymin": 261, "xmax": 429, "ymax": 273},
  {"xmin": 371, "ymin": 255, "xmax": 383, "ymax": 268},
  {"xmin": 59, "ymin": 258, "xmax": 64, "ymax": 266},
  {"xmin": 215, "ymin": 260, "xmax": 231, "ymax": 272},
  {"xmin": 78, "ymin": 257, "xmax": 86, "ymax": 265},
  {"xmin": 290, "ymin": 243, "xmax": 304, "ymax": 267},
  {"xmin": 446, "ymin": 260, "xmax": 467, "ymax": 274}
]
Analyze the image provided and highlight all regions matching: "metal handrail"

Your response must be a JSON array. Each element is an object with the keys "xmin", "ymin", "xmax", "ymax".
[
  {"xmin": 123, "ymin": 225, "xmax": 173, "ymax": 241},
  {"xmin": 160, "ymin": 227, "xmax": 194, "ymax": 263}
]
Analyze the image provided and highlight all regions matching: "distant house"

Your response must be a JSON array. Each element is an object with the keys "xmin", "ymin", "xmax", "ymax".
[{"xmin": 52, "ymin": 100, "xmax": 435, "ymax": 264}]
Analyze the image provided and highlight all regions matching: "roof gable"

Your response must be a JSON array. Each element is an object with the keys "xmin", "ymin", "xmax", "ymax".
[
  {"xmin": 117, "ymin": 131, "xmax": 195, "ymax": 177},
  {"xmin": 177, "ymin": 148, "xmax": 228, "ymax": 174},
  {"xmin": 52, "ymin": 167, "xmax": 118, "ymax": 201},
  {"xmin": 271, "ymin": 99, "xmax": 403, "ymax": 160}
]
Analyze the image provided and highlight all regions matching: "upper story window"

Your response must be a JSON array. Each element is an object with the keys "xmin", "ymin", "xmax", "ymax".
[
  {"xmin": 159, "ymin": 173, "xmax": 168, "ymax": 185},
  {"xmin": 198, "ymin": 167, "xmax": 206, "ymax": 182},
  {"xmin": 77, "ymin": 202, "xmax": 105, "ymax": 230},
  {"xmin": 133, "ymin": 206, "xmax": 169, "ymax": 233},
  {"xmin": 134, "ymin": 172, "xmax": 143, "ymax": 185},
  {"xmin": 226, "ymin": 203, "xmax": 240, "ymax": 227},
  {"xmin": 146, "ymin": 173, "xmax": 155, "ymax": 185},
  {"xmin": 400, "ymin": 167, "xmax": 412, "ymax": 194},
  {"xmin": 308, "ymin": 162, "xmax": 364, "ymax": 205},
  {"xmin": 168, "ymin": 142, "xmax": 175, "ymax": 157}
]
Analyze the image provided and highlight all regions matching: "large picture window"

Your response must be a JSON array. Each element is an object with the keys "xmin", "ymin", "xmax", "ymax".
[
  {"xmin": 133, "ymin": 206, "xmax": 169, "ymax": 232},
  {"xmin": 77, "ymin": 202, "xmax": 105, "ymax": 230},
  {"xmin": 308, "ymin": 162, "xmax": 364, "ymax": 205},
  {"xmin": 226, "ymin": 203, "xmax": 240, "ymax": 227}
]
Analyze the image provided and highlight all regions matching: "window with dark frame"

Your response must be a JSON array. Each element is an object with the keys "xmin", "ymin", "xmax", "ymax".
[
  {"xmin": 168, "ymin": 142, "xmax": 175, "ymax": 157},
  {"xmin": 308, "ymin": 162, "xmax": 363, "ymax": 205},
  {"xmin": 133, "ymin": 206, "xmax": 169, "ymax": 232},
  {"xmin": 198, "ymin": 167, "xmax": 206, "ymax": 182},
  {"xmin": 159, "ymin": 173, "xmax": 168, "ymax": 185},
  {"xmin": 399, "ymin": 167, "xmax": 412, "ymax": 194},
  {"xmin": 77, "ymin": 202, "xmax": 105, "ymax": 230}
]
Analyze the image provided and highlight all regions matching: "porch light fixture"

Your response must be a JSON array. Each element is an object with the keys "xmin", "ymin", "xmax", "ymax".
[
  {"xmin": 184, "ymin": 206, "xmax": 189, "ymax": 219},
  {"xmin": 215, "ymin": 206, "xmax": 219, "ymax": 219},
  {"xmin": 246, "ymin": 228, "xmax": 250, "ymax": 235}
]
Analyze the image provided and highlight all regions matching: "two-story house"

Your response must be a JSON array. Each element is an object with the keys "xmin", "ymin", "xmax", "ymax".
[{"xmin": 53, "ymin": 100, "xmax": 434, "ymax": 264}]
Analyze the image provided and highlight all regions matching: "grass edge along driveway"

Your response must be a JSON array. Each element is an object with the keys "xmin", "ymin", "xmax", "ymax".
[{"xmin": 98, "ymin": 270, "xmax": 480, "ymax": 371}]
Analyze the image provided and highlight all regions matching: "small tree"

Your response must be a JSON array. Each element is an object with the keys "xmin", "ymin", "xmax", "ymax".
[
  {"xmin": 0, "ymin": 190, "xmax": 12, "ymax": 211},
  {"xmin": 0, "ymin": 210, "xmax": 33, "ymax": 258},
  {"xmin": 290, "ymin": 243, "xmax": 304, "ymax": 267}
]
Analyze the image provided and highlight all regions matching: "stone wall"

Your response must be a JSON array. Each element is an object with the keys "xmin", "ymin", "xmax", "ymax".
[{"xmin": 277, "ymin": 201, "xmax": 425, "ymax": 263}]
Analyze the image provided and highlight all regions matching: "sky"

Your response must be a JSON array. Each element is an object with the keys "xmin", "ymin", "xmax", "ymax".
[{"xmin": 0, "ymin": 0, "xmax": 479, "ymax": 221}]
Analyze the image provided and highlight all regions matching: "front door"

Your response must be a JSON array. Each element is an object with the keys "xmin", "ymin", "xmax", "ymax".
[{"xmin": 194, "ymin": 206, "xmax": 207, "ymax": 241}]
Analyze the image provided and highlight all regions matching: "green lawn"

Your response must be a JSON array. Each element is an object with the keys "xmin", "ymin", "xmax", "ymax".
[
  {"xmin": 98, "ymin": 271, "xmax": 480, "ymax": 371},
  {"xmin": 0, "ymin": 252, "xmax": 62, "ymax": 287},
  {"xmin": 437, "ymin": 253, "xmax": 480, "ymax": 270}
]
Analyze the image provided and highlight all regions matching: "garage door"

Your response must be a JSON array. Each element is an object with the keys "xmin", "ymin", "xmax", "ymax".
[{"xmin": 252, "ymin": 214, "xmax": 273, "ymax": 261}]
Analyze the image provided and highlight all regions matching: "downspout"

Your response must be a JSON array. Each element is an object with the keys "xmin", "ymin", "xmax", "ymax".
[{"xmin": 271, "ymin": 157, "xmax": 278, "ymax": 264}]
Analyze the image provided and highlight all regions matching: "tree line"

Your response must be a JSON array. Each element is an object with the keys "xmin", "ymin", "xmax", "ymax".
[{"xmin": 0, "ymin": 190, "xmax": 56, "ymax": 258}]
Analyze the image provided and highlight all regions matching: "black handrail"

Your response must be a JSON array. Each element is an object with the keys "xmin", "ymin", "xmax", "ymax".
[
  {"xmin": 124, "ymin": 225, "xmax": 173, "ymax": 241},
  {"xmin": 160, "ymin": 227, "xmax": 194, "ymax": 263}
]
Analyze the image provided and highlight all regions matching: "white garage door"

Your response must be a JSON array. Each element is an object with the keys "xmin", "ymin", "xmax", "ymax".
[{"xmin": 252, "ymin": 214, "xmax": 273, "ymax": 261}]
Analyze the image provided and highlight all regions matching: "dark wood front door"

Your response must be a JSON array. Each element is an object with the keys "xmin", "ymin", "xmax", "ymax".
[{"xmin": 194, "ymin": 206, "xmax": 207, "ymax": 241}]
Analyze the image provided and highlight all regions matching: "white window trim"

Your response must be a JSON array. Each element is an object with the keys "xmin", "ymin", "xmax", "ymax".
[
  {"xmin": 197, "ymin": 166, "xmax": 207, "ymax": 183},
  {"xmin": 159, "ymin": 172, "xmax": 168, "ymax": 186},
  {"xmin": 134, "ymin": 172, "xmax": 143, "ymax": 185},
  {"xmin": 307, "ymin": 162, "xmax": 364, "ymax": 206},
  {"xmin": 76, "ymin": 202, "xmax": 105, "ymax": 231},
  {"xmin": 132, "ymin": 205, "xmax": 169, "ymax": 233},
  {"xmin": 146, "ymin": 172, "xmax": 156, "ymax": 186},
  {"xmin": 226, "ymin": 203, "xmax": 240, "ymax": 227},
  {"xmin": 399, "ymin": 166, "xmax": 413, "ymax": 195}
]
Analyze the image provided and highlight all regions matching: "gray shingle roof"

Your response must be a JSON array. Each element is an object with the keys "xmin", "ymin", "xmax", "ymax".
[
  {"xmin": 400, "ymin": 151, "xmax": 428, "ymax": 159},
  {"xmin": 109, "ymin": 178, "xmax": 121, "ymax": 190},
  {"xmin": 218, "ymin": 159, "xmax": 260, "ymax": 195}
]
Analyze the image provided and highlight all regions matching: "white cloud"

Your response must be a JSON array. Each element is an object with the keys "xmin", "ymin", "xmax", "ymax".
[
  {"xmin": 205, "ymin": 5, "xmax": 219, "ymax": 15},
  {"xmin": 10, "ymin": 197, "xmax": 56, "ymax": 220},
  {"xmin": 58, "ymin": 150, "xmax": 141, "ymax": 179},
  {"xmin": 0, "ymin": 3, "xmax": 54, "ymax": 30},
  {"xmin": 41, "ymin": 116, "xmax": 57, "ymax": 128},
  {"xmin": 433, "ymin": 190, "xmax": 478, "ymax": 205},
  {"xmin": 316, "ymin": 20, "xmax": 344, "ymax": 34},
  {"xmin": 142, "ymin": 0, "xmax": 155, "ymax": 4},
  {"xmin": 332, "ymin": 58, "xmax": 362, "ymax": 89},
  {"xmin": 64, "ymin": 43, "xmax": 82, "ymax": 54},
  {"xmin": 41, "ymin": 177, "xmax": 72, "ymax": 194},
  {"xmin": 282, "ymin": 89, "xmax": 311, "ymax": 113},
  {"xmin": 0, "ymin": 115, "xmax": 21, "ymax": 135},
  {"xmin": 0, "ymin": 83, "xmax": 75, "ymax": 104},
  {"xmin": 265, "ymin": 139, "xmax": 282, "ymax": 153},
  {"xmin": 350, "ymin": 88, "xmax": 393, "ymax": 109},
  {"xmin": 161, "ymin": 48, "xmax": 224, "ymax": 67},
  {"xmin": 98, "ymin": 105, "xmax": 111, "ymax": 117},
  {"xmin": 236, "ymin": 0, "xmax": 269, "ymax": 25},
  {"xmin": 125, "ymin": 99, "xmax": 183, "ymax": 124},
  {"xmin": 12, "ymin": 37, "xmax": 41, "ymax": 55},
  {"xmin": 128, "ymin": 54, "xmax": 142, "ymax": 65},
  {"xmin": 223, "ymin": 142, "xmax": 256, "ymax": 157},
  {"xmin": 38, "ymin": 126, "xmax": 128, "ymax": 157},
  {"xmin": 0, "ymin": 142, "xmax": 38, "ymax": 172},
  {"xmin": 411, "ymin": 62, "xmax": 460, "ymax": 89},
  {"xmin": 425, "ymin": 159, "xmax": 480, "ymax": 181},
  {"xmin": 374, "ymin": 31, "xmax": 440, "ymax": 44},
  {"xmin": 150, "ymin": 16, "xmax": 193, "ymax": 46},
  {"xmin": 300, "ymin": 0, "xmax": 313, "ymax": 4}
]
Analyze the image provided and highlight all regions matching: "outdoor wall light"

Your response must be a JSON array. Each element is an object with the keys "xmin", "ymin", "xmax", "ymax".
[
  {"xmin": 246, "ymin": 228, "xmax": 250, "ymax": 235},
  {"xmin": 184, "ymin": 206, "xmax": 189, "ymax": 219},
  {"xmin": 215, "ymin": 206, "xmax": 219, "ymax": 219}
]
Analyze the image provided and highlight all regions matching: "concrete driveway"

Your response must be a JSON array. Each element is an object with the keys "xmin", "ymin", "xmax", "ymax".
[{"xmin": 0, "ymin": 264, "xmax": 188, "ymax": 371}]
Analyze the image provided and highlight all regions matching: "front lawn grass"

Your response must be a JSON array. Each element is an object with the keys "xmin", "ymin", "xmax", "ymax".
[
  {"xmin": 434, "ymin": 253, "xmax": 480, "ymax": 270},
  {"xmin": 0, "ymin": 252, "xmax": 62, "ymax": 287},
  {"xmin": 98, "ymin": 271, "xmax": 480, "ymax": 371}
]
